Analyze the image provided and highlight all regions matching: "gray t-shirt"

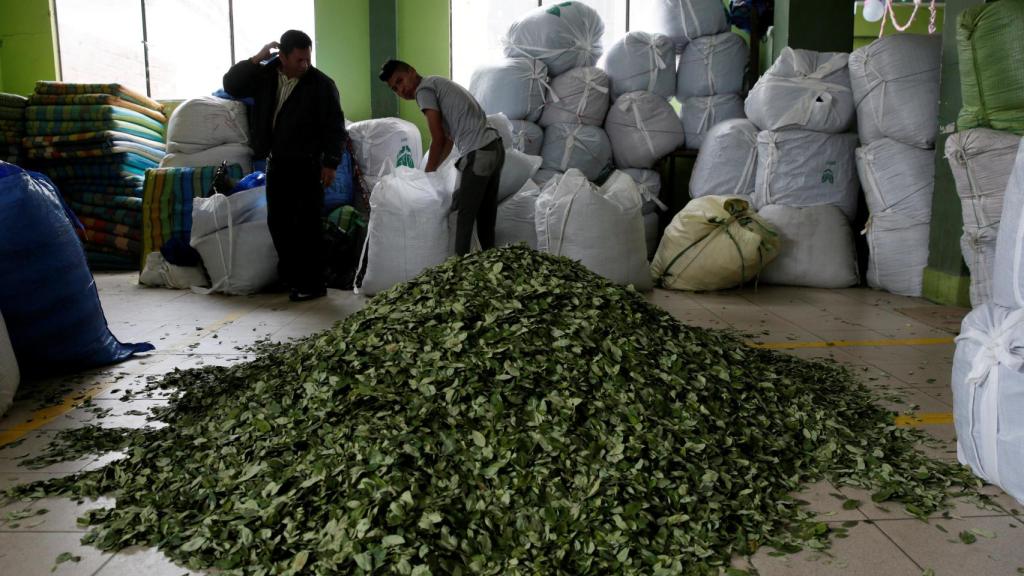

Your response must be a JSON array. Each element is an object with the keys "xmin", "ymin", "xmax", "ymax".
[{"xmin": 416, "ymin": 76, "xmax": 498, "ymax": 156}]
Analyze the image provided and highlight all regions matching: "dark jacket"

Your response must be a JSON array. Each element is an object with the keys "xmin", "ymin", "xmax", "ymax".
[{"xmin": 223, "ymin": 58, "xmax": 346, "ymax": 169}]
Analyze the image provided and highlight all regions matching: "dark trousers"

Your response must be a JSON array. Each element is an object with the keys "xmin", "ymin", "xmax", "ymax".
[
  {"xmin": 265, "ymin": 155, "xmax": 325, "ymax": 292},
  {"xmin": 454, "ymin": 139, "xmax": 505, "ymax": 256}
]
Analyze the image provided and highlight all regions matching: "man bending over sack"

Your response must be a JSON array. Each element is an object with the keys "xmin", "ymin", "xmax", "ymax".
[
  {"xmin": 223, "ymin": 30, "xmax": 347, "ymax": 302},
  {"xmin": 378, "ymin": 60, "xmax": 504, "ymax": 256}
]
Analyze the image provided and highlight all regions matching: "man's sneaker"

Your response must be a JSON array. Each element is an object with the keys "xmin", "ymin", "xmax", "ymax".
[{"xmin": 289, "ymin": 287, "xmax": 327, "ymax": 302}]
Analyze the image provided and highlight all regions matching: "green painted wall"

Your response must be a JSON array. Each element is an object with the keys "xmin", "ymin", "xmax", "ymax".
[
  {"xmin": 315, "ymin": 0, "xmax": 371, "ymax": 122},
  {"xmin": 0, "ymin": 0, "xmax": 58, "ymax": 95},
  {"xmin": 773, "ymin": 0, "xmax": 854, "ymax": 59},
  {"xmin": 396, "ymin": 0, "xmax": 450, "ymax": 150}
]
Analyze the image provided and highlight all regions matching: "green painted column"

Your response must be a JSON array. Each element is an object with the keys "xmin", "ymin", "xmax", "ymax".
[
  {"xmin": 315, "ymin": 0, "xmax": 372, "ymax": 122},
  {"xmin": 921, "ymin": 0, "xmax": 984, "ymax": 307},
  {"xmin": 396, "ymin": 0, "xmax": 450, "ymax": 150},
  {"xmin": 772, "ymin": 0, "xmax": 855, "ymax": 59},
  {"xmin": 0, "ymin": 0, "xmax": 58, "ymax": 95},
  {"xmin": 370, "ymin": 0, "xmax": 399, "ymax": 119}
]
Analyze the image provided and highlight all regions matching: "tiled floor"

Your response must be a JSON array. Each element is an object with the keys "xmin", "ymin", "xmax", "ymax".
[{"xmin": 1, "ymin": 275, "xmax": 1022, "ymax": 575}]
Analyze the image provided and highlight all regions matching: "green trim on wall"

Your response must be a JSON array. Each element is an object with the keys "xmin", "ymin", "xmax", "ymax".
[
  {"xmin": 0, "ymin": 0, "xmax": 59, "ymax": 95},
  {"xmin": 922, "ymin": 267, "xmax": 971, "ymax": 307},
  {"xmin": 315, "ymin": 0, "xmax": 371, "ymax": 122},
  {"xmin": 396, "ymin": 0, "xmax": 450, "ymax": 151},
  {"xmin": 369, "ymin": 0, "xmax": 399, "ymax": 118}
]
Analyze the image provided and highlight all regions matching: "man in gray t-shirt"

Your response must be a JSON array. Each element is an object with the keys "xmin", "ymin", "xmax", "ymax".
[{"xmin": 379, "ymin": 59, "xmax": 505, "ymax": 256}]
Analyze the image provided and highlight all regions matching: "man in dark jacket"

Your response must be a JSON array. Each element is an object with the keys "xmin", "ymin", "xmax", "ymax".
[{"xmin": 223, "ymin": 30, "xmax": 346, "ymax": 301}]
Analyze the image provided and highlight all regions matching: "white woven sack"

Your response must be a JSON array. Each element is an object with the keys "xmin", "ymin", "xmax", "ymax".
[
  {"xmin": 140, "ymin": 252, "xmax": 209, "ymax": 290},
  {"xmin": 190, "ymin": 186, "xmax": 278, "ymax": 296},
  {"xmin": 865, "ymin": 211, "xmax": 930, "ymax": 297},
  {"xmin": 754, "ymin": 130, "xmax": 860, "ymax": 221},
  {"xmin": 993, "ymin": 140, "xmax": 1024, "ymax": 308},
  {"xmin": 487, "ymin": 113, "xmax": 516, "ymax": 149},
  {"xmin": 160, "ymin": 143, "xmax": 253, "ymax": 172},
  {"xmin": 496, "ymin": 179, "xmax": 540, "ymax": 249},
  {"xmin": 348, "ymin": 117, "xmax": 423, "ymax": 180},
  {"xmin": 535, "ymin": 169, "xmax": 652, "ymax": 288},
  {"xmin": 962, "ymin": 227, "xmax": 998, "ymax": 307},
  {"xmin": 952, "ymin": 303, "xmax": 1024, "ymax": 505},
  {"xmin": 166, "ymin": 96, "xmax": 249, "ymax": 151},
  {"xmin": 680, "ymin": 94, "xmax": 745, "ymax": 150},
  {"xmin": 849, "ymin": 33, "xmax": 941, "ymax": 149},
  {"xmin": 498, "ymin": 149, "xmax": 543, "ymax": 203},
  {"xmin": 947, "ymin": 128, "xmax": 1021, "ymax": 232},
  {"xmin": 856, "ymin": 138, "xmax": 935, "ymax": 224},
  {"xmin": 620, "ymin": 168, "xmax": 665, "ymax": 214},
  {"xmin": 470, "ymin": 59, "xmax": 550, "ymax": 122},
  {"xmin": 690, "ymin": 118, "xmax": 758, "ymax": 199},
  {"xmin": 510, "ymin": 120, "xmax": 544, "ymax": 155},
  {"xmin": 745, "ymin": 48, "xmax": 855, "ymax": 133},
  {"xmin": 757, "ymin": 204, "xmax": 859, "ymax": 288},
  {"xmin": 502, "ymin": 2, "xmax": 605, "ymax": 76},
  {"xmin": 676, "ymin": 32, "xmax": 748, "ymax": 99},
  {"xmin": 634, "ymin": 0, "xmax": 729, "ymax": 53},
  {"xmin": 540, "ymin": 123, "xmax": 614, "ymax": 181},
  {"xmin": 603, "ymin": 31, "xmax": 676, "ymax": 99},
  {"xmin": 534, "ymin": 168, "xmax": 563, "ymax": 186},
  {"xmin": 606, "ymin": 91, "xmax": 685, "ymax": 169},
  {"xmin": 540, "ymin": 67, "xmax": 611, "ymax": 127},
  {"xmin": 356, "ymin": 165, "xmax": 457, "ymax": 296},
  {"xmin": 0, "ymin": 311, "xmax": 18, "ymax": 417}
]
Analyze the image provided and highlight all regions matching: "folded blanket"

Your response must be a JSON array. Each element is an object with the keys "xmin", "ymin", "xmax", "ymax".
[
  {"xmin": 24, "ymin": 141, "xmax": 166, "ymax": 164},
  {"xmin": 0, "ymin": 131, "xmax": 21, "ymax": 145},
  {"xmin": 0, "ymin": 119, "xmax": 24, "ymax": 132},
  {"xmin": 25, "ymin": 105, "xmax": 166, "ymax": 135},
  {"xmin": 34, "ymin": 153, "xmax": 158, "ymax": 179},
  {"xmin": 26, "ymin": 120, "xmax": 164, "ymax": 143},
  {"xmin": 23, "ymin": 130, "xmax": 166, "ymax": 151},
  {"xmin": 34, "ymin": 81, "xmax": 163, "ymax": 112},
  {"xmin": 65, "ymin": 193, "xmax": 143, "ymax": 209},
  {"xmin": 28, "ymin": 95, "xmax": 168, "ymax": 124},
  {"xmin": 0, "ymin": 108, "xmax": 24, "ymax": 121},
  {"xmin": 77, "ymin": 228, "xmax": 142, "ymax": 254},
  {"xmin": 77, "ymin": 216, "xmax": 142, "ymax": 240},
  {"xmin": 0, "ymin": 93, "xmax": 29, "ymax": 108},
  {"xmin": 85, "ymin": 250, "xmax": 138, "ymax": 271},
  {"xmin": 68, "ymin": 201, "xmax": 143, "ymax": 227}
]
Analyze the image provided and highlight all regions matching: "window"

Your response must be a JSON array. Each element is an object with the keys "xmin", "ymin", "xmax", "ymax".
[{"xmin": 55, "ymin": 0, "xmax": 316, "ymax": 100}]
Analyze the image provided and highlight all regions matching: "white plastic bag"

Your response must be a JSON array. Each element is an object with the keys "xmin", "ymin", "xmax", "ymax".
[
  {"xmin": 676, "ymin": 32, "xmax": 748, "ymax": 99},
  {"xmin": 757, "ymin": 204, "xmax": 859, "ymax": 288},
  {"xmin": 634, "ymin": 0, "xmax": 729, "ymax": 53},
  {"xmin": 0, "ymin": 311, "xmax": 18, "ymax": 417},
  {"xmin": 606, "ymin": 91, "xmax": 685, "ymax": 169},
  {"xmin": 510, "ymin": 120, "xmax": 544, "ymax": 155},
  {"xmin": 856, "ymin": 138, "xmax": 935, "ymax": 224},
  {"xmin": 498, "ymin": 149, "xmax": 543, "ymax": 203},
  {"xmin": 993, "ymin": 139, "xmax": 1024, "ymax": 308},
  {"xmin": 539, "ymin": 67, "xmax": 611, "ymax": 127},
  {"xmin": 470, "ymin": 59, "xmax": 550, "ymax": 122},
  {"xmin": 190, "ymin": 186, "xmax": 278, "ymax": 295},
  {"xmin": 502, "ymin": 2, "xmax": 605, "ymax": 76},
  {"xmin": 690, "ymin": 118, "xmax": 759, "ymax": 199},
  {"xmin": 348, "ymin": 118, "xmax": 423, "ymax": 180},
  {"xmin": 160, "ymin": 143, "xmax": 253, "ymax": 172},
  {"xmin": 947, "ymin": 128, "xmax": 1021, "ymax": 232},
  {"xmin": 541, "ymin": 123, "xmax": 614, "ymax": 181},
  {"xmin": 620, "ymin": 168, "xmax": 665, "ymax": 214},
  {"xmin": 603, "ymin": 31, "xmax": 676, "ymax": 99},
  {"xmin": 140, "ymin": 252, "xmax": 209, "ymax": 290},
  {"xmin": 680, "ymin": 94, "xmax": 745, "ymax": 150},
  {"xmin": 166, "ymin": 96, "xmax": 249, "ymax": 152},
  {"xmin": 745, "ymin": 48, "xmax": 855, "ymax": 133},
  {"xmin": 535, "ymin": 169, "xmax": 652, "ymax": 288},
  {"xmin": 754, "ymin": 130, "xmax": 860, "ymax": 221},
  {"xmin": 865, "ymin": 212, "xmax": 930, "ymax": 297},
  {"xmin": 496, "ymin": 180, "xmax": 540, "ymax": 249}
]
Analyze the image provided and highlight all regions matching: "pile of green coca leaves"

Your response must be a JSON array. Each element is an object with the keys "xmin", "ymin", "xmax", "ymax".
[{"xmin": 4, "ymin": 246, "xmax": 979, "ymax": 575}]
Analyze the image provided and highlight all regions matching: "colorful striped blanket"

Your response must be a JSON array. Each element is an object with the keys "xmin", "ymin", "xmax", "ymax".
[
  {"xmin": 26, "ymin": 120, "xmax": 164, "ymax": 143},
  {"xmin": 34, "ymin": 82, "xmax": 163, "ymax": 113},
  {"xmin": 77, "ymin": 228, "xmax": 141, "ymax": 255},
  {"xmin": 34, "ymin": 153, "xmax": 159, "ymax": 179},
  {"xmin": 23, "ymin": 130, "xmax": 166, "ymax": 152},
  {"xmin": 0, "ymin": 108, "xmax": 24, "ymax": 121},
  {"xmin": 25, "ymin": 105, "xmax": 166, "ymax": 135},
  {"xmin": 65, "ymin": 193, "xmax": 143, "ymax": 209},
  {"xmin": 0, "ymin": 119, "xmax": 24, "ymax": 133},
  {"xmin": 25, "ymin": 140, "xmax": 165, "ymax": 164},
  {"xmin": 28, "ymin": 95, "xmax": 168, "ymax": 124},
  {"xmin": 0, "ymin": 93, "xmax": 28, "ymax": 108},
  {"xmin": 141, "ymin": 164, "xmax": 245, "ymax": 258},
  {"xmin": 68, "ymin": 201, "xmax": 143, "ymax": 227},
  {"xmin": 77, "ymin": 216, "xmax": 142, "ymax": 240},
  {"xmin": 0, "ymin": 132, "xmax": 21, "ymax": 145}
]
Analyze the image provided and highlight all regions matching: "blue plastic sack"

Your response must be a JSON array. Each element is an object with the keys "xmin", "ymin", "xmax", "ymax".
[
  {"xmin": 324, "ymin": 148, "xmax": 354, "ymax": 212},
  {"xmin": 0, "ymin": 161, "xmax": 154, "ymax": 378},
  {"xmin": 211, "ymin": 88, "xmax": 256, "ymax": 107},
  {"xmin": 230, "ymin": 171, "xmax": 266, "ymax": 194}
]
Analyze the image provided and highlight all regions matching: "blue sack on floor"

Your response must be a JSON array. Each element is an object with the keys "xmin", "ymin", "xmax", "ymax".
[
  {"xmin": 324, "ymin": 148, "xmax": 354, "ymax": 213},
  {"xmin": 0, "ymin": 161, "xmax": 153, "ymax": 378}
]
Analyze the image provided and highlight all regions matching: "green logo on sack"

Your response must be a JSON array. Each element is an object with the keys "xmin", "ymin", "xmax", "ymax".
[
  {"xmin": 821, "ymin": 161, "xmax": 837, "ymax": 185},
  {"xmin": 396, "ymin": 145, "xmax": 414, "ymax": 168},
  {"xmin": 546, "ymin": 2, "xmax": 572, "ymax": 16}
]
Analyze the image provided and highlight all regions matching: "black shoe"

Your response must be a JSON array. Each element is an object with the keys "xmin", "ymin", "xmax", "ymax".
[{"xmin": 289, "ymin": 287, "xmax": 327, "ymax": 302}]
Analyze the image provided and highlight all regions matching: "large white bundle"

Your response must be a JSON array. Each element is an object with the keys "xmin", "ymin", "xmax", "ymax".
[
  {"xmin": 487, "ymin": 113, "xmax": 516, "ymax": 149},
  {"xmin": 676, "ymin": 32, "xmax": 748, "ymax": 99},
  {"xmin": 753, "ymin": 130, "xmax": 860, "ymax": 221},
  {"xmin": 535, "ymin": 169, "xmax": 652, "ymax": 288},
  {"xmin": 603, "ymin": 31, "xmax": 676, "ymax": 100},
  {"xmin": 166, "ymin": 96, "xmax": 249, "ymax": 152},
  {"xmin": 962, "ymin": 227, "xmax": 998, "ymax": 307},
  {"xmin": 680, "ymin": 94, "xmax": 745, "ymax": 149},
  {"xmin": 0, "ymin": 311, "xmax": 18, "ymax": 417},
  {"xmin": 348, "ymin": 117, "xmax": 423, "ymax": 180},
  {"xmin": 496, "ymin": 180, "xmax": 540, "ymax": 249},
  {"xmin": 159, "ymin": 143, "xmax": 253, "ymax": 172},
  {"xmin": 947, "ymin": 128, "xmax": 1021, "ymax": 232},
  {"xmin": 757, "ymin": 204, "xmax": 859, "ymax": 288},
  {"xmin": 541, "ymin": 123, "xmax": 614, "ymax": 181},
  {"xmin": 510, "ymin": 120, "xmax": 544, "ymax": 155},
  {"xmin": 745, "ymin": 48, "xmax": 855, "ymax": 133},
  {"xmin": 470, "ymin": 59, "xmax": 550, "ymax": 122},
  {"xmin": 856, "ymin": 138, "xmax": 935, "ymax": 224},
  {"xmin": 993, "ymin": 141, "xmax": 1024, "ymax": 308},
  {"xmin": 620, "ymin": 168, "xmax": 664, "ymax": 214},
  {"xmin": 356, "ymin": 166, "xmax": 457, "ymax": 296},
  {"xmin": 502, "ymin": 2, "xmax": 605, "ymax": 76},
  {"xmin": 606, "ymin": 91, "xmax": 685, "ymax": 169},
  {"xmin": 865, "ymin": 212, "xmax": 930, "ymax": 297},
  {"xmin": 952, "ymin": 303, "xmax": 1024, "ymax": 505},
  {"xmin": 498, "ymin": 149, "xmax": 543, "ymax": 203},
  {"xmin": 534, "ymin": 168, "xmax": 563, "ymax": 186},
  {"xmin": 140, "ymin": 252, "xmax": 209, "ymax": 290},
  {"xmin": 634, "ymin": 0, "xmax": 729, "ymax": 53},
  {"xmin": 539, "ymin": 67, "xmax": 611, "ymax": 127},
  {"xmin": 651, "ymin": 195, "xmax": 779, "ymax": 291},
  {"xmin": 690, "ymin": 118, "xmax": 758, "ymax": 199},
  {"xmin": 849, "ymin": 33, "xmax": 941, "ymax": 149},
  {"xmin": 190, "ymin": 186, "xmax": 277, "ymax": 296}
]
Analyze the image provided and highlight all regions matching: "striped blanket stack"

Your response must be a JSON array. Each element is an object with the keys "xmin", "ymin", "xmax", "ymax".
[
  {"xmin": 23, "ymin": 82, "xmax": 168, "ymax": 270},
  {"xmin": 0, "ymin": 93, "xmax": 28, "ymax": 164}
]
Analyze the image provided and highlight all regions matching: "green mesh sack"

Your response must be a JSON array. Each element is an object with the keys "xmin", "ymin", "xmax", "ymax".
[{"xmin": 957, "ymin": 0, "xmax": 1024, "ymax": 134}]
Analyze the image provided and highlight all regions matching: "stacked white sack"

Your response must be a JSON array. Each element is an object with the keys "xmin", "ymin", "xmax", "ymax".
[
  {"xmin": 541, "ymin": 123, "xmax": 614, "ymax": 182},
  {"xmin": 539, "ymin": 67, "xmax": 611, "ymax": 127},
  {"xmin": 690, "ymin": 119, "xmax": 759, "ymax": 199},
  {"xmin": 470, "ymin": 59, "xmax": 550, "ymax": 123},
  {"xmin": 991, "ymin": 140, "xmax": 1024, "ymax": 309},
  {"xmin": 745, "ymin": 48, "xmax": 855, "ymax": 134},
  {"xmin": 502, "ymin": 2, "xmax": 605, "ymax": 76},
  {"xmin": 679, "ymin": 94, "xmax": 745, "ymax": 150},
  {"xmin": 161, "ymin": 96, "xmax": 253, "ymax": 171},
  {"xmin": 606, "ymin": 91, "xmax": 685, "ymax": 169},
  {"xmin": 602, "ymin": 31, "xmax": 676, "ymax": 100},
  {"xmin": 348, "ymin": 118, "xmax": 423, "ymax": 193},
  {"xmin": 634, "ymin": 0, "xmax": 729, "ymax": 54}
]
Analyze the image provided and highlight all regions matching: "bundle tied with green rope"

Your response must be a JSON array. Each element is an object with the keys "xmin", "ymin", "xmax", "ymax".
[{"xmin": 651, "ymin": 196, "xmax": 779, "ymax": 291}]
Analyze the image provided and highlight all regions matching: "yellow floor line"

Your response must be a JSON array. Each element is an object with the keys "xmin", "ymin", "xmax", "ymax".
[
  {"xmin": 894, "ymin": 412, "xmax": 955, "ymax": 427},
  {"xmin": 0, "ymin": 309, "xmax": 250, "ymax": 448},
  {"xmin": 751, "ymin": 337, "xmax": 955, "ymax": 350}
]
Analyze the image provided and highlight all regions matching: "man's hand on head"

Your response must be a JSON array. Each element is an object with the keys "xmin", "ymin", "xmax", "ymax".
[
  {"xmin": 321, "ymin": 167, "xmax": 337, "ymax": 189},
  {"xmin": 251, "ymin": 41, "xmax": 280, "ymax": 64}
]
